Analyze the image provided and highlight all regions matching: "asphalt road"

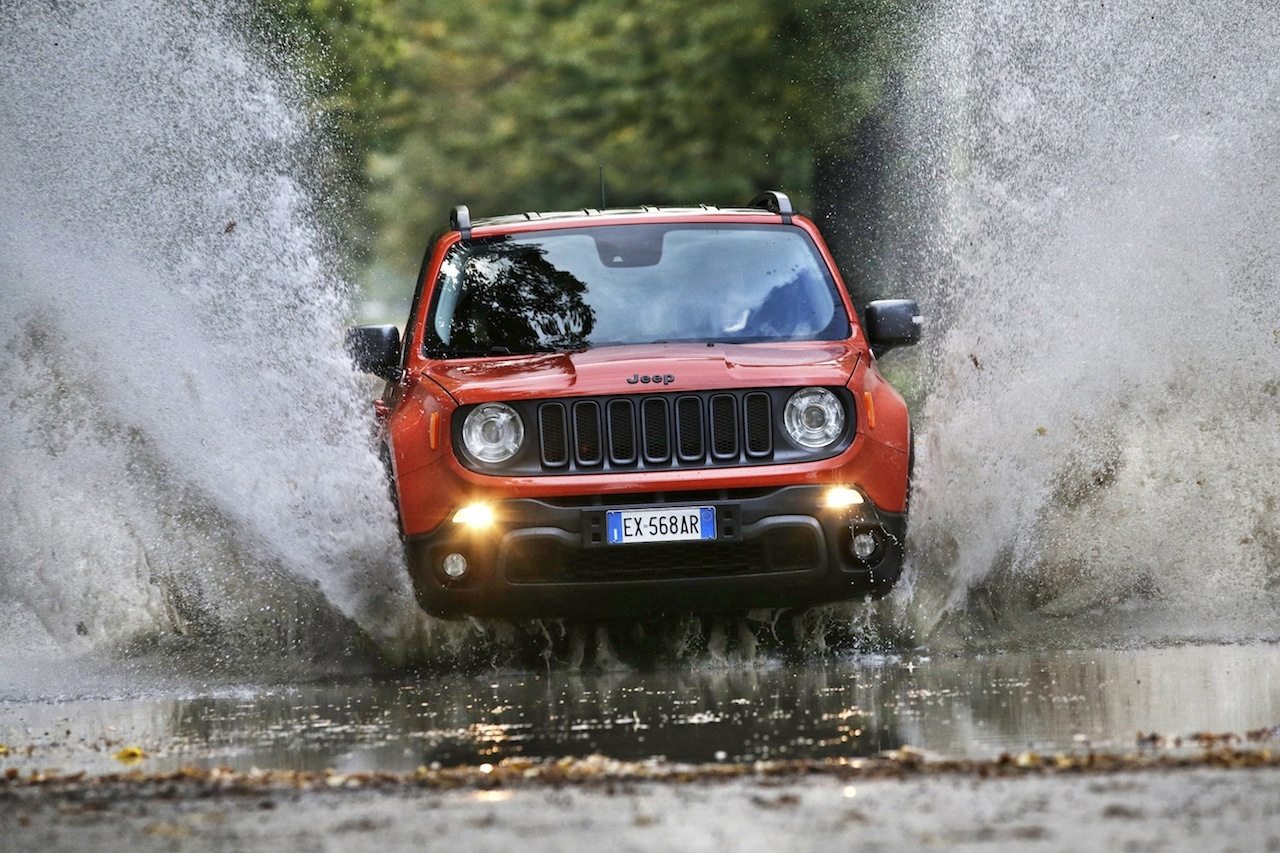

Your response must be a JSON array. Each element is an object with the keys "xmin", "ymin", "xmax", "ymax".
[
  {"xmin": 2, "ymin": 641, "xmax": 1279, "ymax": 851},
  {"xmin": 2, "ymin": 642, "xmax": 1278, "ymax": 775}
]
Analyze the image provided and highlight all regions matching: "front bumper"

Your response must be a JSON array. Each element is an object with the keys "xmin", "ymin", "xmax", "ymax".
[{"xmin": 404, "ymin": 485, "xmax": 905, "ymax": 620}]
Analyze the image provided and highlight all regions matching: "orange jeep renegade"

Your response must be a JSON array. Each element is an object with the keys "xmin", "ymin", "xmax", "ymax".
[{"xmin": 348, "ymin": 192, "xmax": 920, "ymax": 619}]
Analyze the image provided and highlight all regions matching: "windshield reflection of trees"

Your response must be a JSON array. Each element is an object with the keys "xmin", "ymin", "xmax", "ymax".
[
  {"xmin": 737, "ymin": 269, "xmax": 844, "ymax": 341},
  {"xmin": 452, "ymin": 242, "xmax": 595, "ymax": 353}
]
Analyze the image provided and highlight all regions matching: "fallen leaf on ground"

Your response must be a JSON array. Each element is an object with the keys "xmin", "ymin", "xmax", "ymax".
[{"xmin": 115, "ymin": 746, "xmax": 147, "ymax": 765}]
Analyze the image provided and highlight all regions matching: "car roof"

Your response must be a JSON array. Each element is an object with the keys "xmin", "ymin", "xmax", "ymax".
[
  {"xmin": 450, "ymin": 191, "xmax": 799, "ymax": 239},
  {"xmin": 469, "ymin": 205, "xmax": 784, "ymax": 229}
]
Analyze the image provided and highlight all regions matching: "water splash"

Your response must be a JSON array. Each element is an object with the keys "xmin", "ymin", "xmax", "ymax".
[
  {"xmin": 0, "ymin": 0, "xmax": 439, "ymax": 665},
  {"xmin": 885, "ymin": 0, "xmax": 1280, "ymax": 646},
  {"xmin": 0, "ymin": 1, "xmax": 861, "ymax": 670},
  {"xmin": 5, "ymin": 0, "xmax": 1275, "ymax": 671}
]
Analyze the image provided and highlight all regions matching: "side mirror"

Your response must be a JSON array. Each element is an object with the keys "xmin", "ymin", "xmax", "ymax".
[
  {"xmin": 864, "ymin": 299, "xmax": 922, "ymax": 356},
  {"xmin": 345, "ymin": 325, "xmax": 402, "ymax": 381}
]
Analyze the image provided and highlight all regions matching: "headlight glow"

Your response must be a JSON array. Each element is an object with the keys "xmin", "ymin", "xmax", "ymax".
[
  {"xmin": 783, "ymin": 387, "xmax": 845, "ymax": 449},
  {"xmin": 452, "ymin": 503, "xmax": 495, "ymax": 528},
  {"xmin": 824, "ymin": 486, "xmax": 865, "ymax": 509},
  {"xmin": 462, "ymin": 403, "xmax": 524, "ymax": 463}
]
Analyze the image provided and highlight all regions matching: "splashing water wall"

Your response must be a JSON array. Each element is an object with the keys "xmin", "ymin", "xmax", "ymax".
[
  {"xmin": 0, "ymin": 1, "xmax": 429, "ymax": 663},
  {"xmin": 893, "ymin": 0, "xmax": 1280, "ymax": 645},
  {"xmin": 3, "ymin": 0, "xmax": 1276, "ymax": 669}
]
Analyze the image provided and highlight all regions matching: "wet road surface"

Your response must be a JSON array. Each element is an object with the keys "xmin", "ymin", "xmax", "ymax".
[{"xmin": 2, "ymin": 642, "xmax": 1277, "ymax": 777}]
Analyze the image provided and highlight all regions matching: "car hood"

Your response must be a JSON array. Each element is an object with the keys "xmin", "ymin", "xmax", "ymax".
[{"xmin": 423, "ymin": 342, "xmax": 862, "ymax": 404}]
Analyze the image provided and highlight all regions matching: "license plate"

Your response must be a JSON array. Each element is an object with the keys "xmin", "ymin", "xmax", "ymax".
[{"xmin": 606, "ymin": 507, "xmax": 716, "ymax": 544}]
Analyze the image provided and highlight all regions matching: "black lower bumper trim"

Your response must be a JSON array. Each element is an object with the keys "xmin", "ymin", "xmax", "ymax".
[{"xmin": 404, "ymin": 485, "xmax": 906, "ymax": 620}]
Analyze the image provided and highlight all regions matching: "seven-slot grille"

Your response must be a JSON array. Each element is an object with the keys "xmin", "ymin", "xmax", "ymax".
[{"xmin": 538, "ymin": 391, "xmax": 774, "ymax": 472}]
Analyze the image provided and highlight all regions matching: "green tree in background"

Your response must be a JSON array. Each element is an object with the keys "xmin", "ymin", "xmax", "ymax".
[{"xmin": 269, "ymin": 0, "xmax": 904, "ymax": 301}]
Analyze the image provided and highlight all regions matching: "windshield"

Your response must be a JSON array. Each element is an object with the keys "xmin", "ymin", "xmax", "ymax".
[{"xmin": 424, "ymin": 223, "xmax": 849, "ymax": 356}]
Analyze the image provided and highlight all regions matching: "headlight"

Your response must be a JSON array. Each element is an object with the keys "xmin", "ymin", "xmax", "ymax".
[
  {"xmin": 462, "ymin": 403, "xmax": 524, "ymax": 463},
  {"xmin": 783, "ymin": 387, "xmax": 845, "ymax": 449}
]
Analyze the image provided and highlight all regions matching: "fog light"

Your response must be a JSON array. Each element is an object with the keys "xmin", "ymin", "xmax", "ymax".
[
  {"xmin": 851, "ymin": 532, "xmax": 879, "ymax": 561},
  {"xmin": 442, "ymin": 552, "xmax": 468, "ymax": 579},
  {"xmin": 452, "ymin": 503, "xmax": 495, "ymax": 528},
  {"xmin": 824, "ymin": 486, "xmax": 865, "ymax": 509}
]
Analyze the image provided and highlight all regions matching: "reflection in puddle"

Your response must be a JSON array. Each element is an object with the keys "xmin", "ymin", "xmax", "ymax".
[{"xmin": 0, "ymin": 643, "xmax": 1277, "ymax": 777}]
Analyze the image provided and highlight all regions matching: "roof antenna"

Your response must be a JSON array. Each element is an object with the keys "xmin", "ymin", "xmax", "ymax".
[{"xmin": 599, "ymin": 165, "xmax": 606, "ymax": 209}]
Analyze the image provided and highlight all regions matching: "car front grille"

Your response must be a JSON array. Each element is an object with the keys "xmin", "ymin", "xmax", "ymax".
[
  {"xmin": 452, "ymin": 387, "xmax": 855, "ymax": 475},
  {"xmin": 537, "ymin": 390, "xmax": 774, "ymax": 472}
]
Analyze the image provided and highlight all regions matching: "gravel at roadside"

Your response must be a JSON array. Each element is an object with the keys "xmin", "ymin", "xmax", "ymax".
[{"xmin": 4, "ymin": 762, "xmax": 1279, "ymax": 852}]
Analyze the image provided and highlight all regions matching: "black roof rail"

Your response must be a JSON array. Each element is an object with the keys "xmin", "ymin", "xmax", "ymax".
[
  {"xmin": 748, "ymin": 190, "xmax": 794, "ymax": 224},
  {"xmin": 450, "ymin": 205, "xmax": 472, "ymax": 241}
]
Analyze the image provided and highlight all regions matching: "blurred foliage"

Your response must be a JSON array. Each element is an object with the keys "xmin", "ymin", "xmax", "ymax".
[
  {"xmin": 266, "ymin": 0, "xmax": 904, "ymax": 285},
  {"xmin": 259, "ymin": 0, "xmax": 405, "ymax": 146},
  {"xmin": 252, "ymin": 0, "xmax": 407, "ymax": 266}
]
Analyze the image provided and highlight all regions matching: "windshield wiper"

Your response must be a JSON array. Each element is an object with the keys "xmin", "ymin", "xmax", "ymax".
[{"xmin": 441, "ymin": 344, "xmax": 571, "ymax": 357}]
